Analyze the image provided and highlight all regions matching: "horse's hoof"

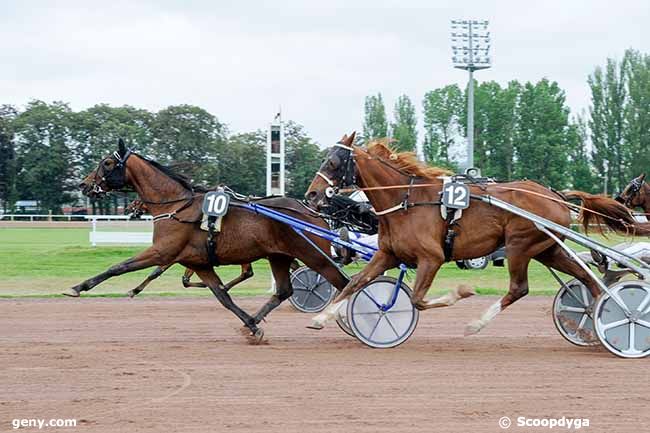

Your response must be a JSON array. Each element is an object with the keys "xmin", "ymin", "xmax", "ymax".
[
  {"xmin": 62, "ymin": 289, "xmax": 80, "ymax": 298},
  {"xmin": 127, "ymin": 290, "xmax": 136, "ymax": 298},
  {"xmin": 456, "ymin": 284, "xmax": 476, "ymax": 299},
  {"xmin": 246, "ymin": 328, "xmax": 266, "ymax": 345},
  {"xmin": 464, "ymin": 320, "xmax": 483, "ymax": 336},
  {"xmin": 306, "ymin": 321, "xmax": 324, "ymax": 330}
]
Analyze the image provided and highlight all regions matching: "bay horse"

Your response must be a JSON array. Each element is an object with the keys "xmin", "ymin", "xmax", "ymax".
[
  {"xmin": 305, "ymin": 133, "xmax": 644, "ymax": 335},
  {"xmin": 70, "ymin": 139, "xmax": 348, "ymax": 341}
]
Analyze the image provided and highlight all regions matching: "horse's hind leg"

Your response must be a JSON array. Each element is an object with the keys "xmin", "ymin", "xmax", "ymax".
[
  {"xmin": 181, "ymin": 269, "xmax": 206, "ymax": 288},
  {"xmin": 465, "ymin": 254, "xmax": 531, "ymax": 336},
  {"xmin": 128, "ymin": 264, "xmax": 171, "ymax": 298},
  {"xmin": 193, "ymin": 267, "xmax": 262, "ymax": 342},
  {"xmin": 223, "ymin": 263, "xmax": 254, "ymax": 291},
  {"xmin": 252, "ymin": 256, "xmax": 293, "ymax": 324}
]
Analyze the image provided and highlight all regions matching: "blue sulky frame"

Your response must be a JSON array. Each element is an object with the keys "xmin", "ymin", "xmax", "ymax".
[{"xmin": 236, "ymin": 201, "xmax": 408, "ymax": 312}]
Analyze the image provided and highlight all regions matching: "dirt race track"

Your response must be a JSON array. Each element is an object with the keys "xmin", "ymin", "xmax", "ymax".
[{"xmin": 1, "ymin": 296, "xmax": 649, "ymax": 433}]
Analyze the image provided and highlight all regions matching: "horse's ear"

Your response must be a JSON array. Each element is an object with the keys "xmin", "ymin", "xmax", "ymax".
[
  {"xmin": 118, "ymin": 138, "xmax": 126, "ymax": 155},
  {"xmin": 342, "ymin": 132, "xmax": 355, "ymax": 146},
  {"xmin": 640, "ymin": 173, "xmax": 647, "ymax": 182},
  {"xmin": 349, "ymin": 131, "xmax": 357, "ymax": 145},
  {"xmin": 340, "ymin": 134, "xmax": 348, "ymax": 143}
]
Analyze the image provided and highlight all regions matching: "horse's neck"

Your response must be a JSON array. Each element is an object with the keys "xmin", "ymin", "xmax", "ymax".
[
  {"xmin": 356, "ymin": 157, "xmax": 412, "ymax": 214},
  {"xmin": 126, "ymin": 157, "xmax": 191, "ymax": 212}
]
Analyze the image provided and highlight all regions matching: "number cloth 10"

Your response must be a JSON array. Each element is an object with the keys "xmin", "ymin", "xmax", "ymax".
[{"xmin": 202, "ymin": 191, "xmax": 230, "ymax": 217}]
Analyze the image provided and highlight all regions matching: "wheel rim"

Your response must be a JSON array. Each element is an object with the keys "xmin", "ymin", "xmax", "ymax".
[
  {"xmin": 552, "ymin": 279, "xmax": 598, "ymax": 346},
  {"xmin": 595, "ymin": 281, "xmax": 650, "ymax": 358},
  {"xmin": 335, "ymin": 300, "xmax": 355, "ymax": 337},
  {"xmin": 348, "ymin": 278, "xmax": 418, "ymax": 348},
  {"xmin": 289, "ymin": 267, "xmax": 335, "ymax": 313},
  {"xmin": 465, "ymin": 257, "xmax": 487, "ymax": 269}
]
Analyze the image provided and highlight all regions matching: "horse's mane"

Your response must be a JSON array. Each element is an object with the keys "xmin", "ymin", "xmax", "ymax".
[
  {"xmin": 366, "ymin": 140, "xmax": 452, "ymax": 180},
  {"xmin": 135, "ymin": 154, "xmax": 210, "ymax": 193}
]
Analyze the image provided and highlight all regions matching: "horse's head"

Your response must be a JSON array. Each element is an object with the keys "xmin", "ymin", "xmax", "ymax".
[
  {"xmin": 615, "ymin": 173, "xmax": 647, "ymax": 209},
  {"xmin": 79, "ymin": 138, "xmax": 133, "ymax": 198},
  {"xmin": 305, "ymin": 132, "xmax": 357, "ymax": 209}
]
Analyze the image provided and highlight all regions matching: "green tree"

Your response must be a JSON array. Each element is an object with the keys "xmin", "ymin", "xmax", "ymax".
[
  {"xmin": 0, "ymin": 105, "xmax": 17, "ymax": 212},
  {"xmin": 623, "ymin": 49, "xmax": 650, "ymax": 181},
  {"xmin": 568, "ymin": 113, "xmax": 598, "ymax": 192},
  {"xmin": 13, "ymin": 101, "xmax": 75, "ymax": 212},
  {"xmin": 71, "ymin": 104, "xmax": 155, "ymax": 213},
  {"xmin": 422, "ymin": 85, "xmax": 463, "ymax": 166},
  {"xmin": 215, "ymin": 131, "xmax": 266, "ymax": 196},
  {"xmin": 390, "ymin": 95, "xmax": 417, "ymax": 152},
  {"xmin": 363, "ymin": 93, "xmax": 388, "ymax": 140},
  {"xmin": 513, "ymin": 79, "xmax": 573, "ymax": 189},
  {"xmin": 588, "ymin": 57, "xmax": 627, "ymax": 193},
  {"xmin": 284, "ymin": 121, "xmax": 323, "ymax": 198},
  {"xmin": 152, "ymin": 105, "xmax": 226, "ymax": 184}
]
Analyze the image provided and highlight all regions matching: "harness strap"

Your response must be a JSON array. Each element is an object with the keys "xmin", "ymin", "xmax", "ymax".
[{"xmin": 206, "ymin": 216, "xmax": 219, "ymax": 266}]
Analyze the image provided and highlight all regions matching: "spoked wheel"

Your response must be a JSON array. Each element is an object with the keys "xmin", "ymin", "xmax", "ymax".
[
  {"xmin": 463, "ymin": 256, "xmax": 489, "ymax": 270},
  {"xmin": 594, "ymin": 280, "xmax": 650, "ymax": 359},
  {"xmin": 335, "ymin": 300, "xmax": 355, "ymax": 337},
  {"xmin": 552, "ymin": 279, "xmax": 599, "ymax": 346},
  {"xmin": 347, "ymin": 276, "xmax": 419, "ymax": 349},
  {"xmin": 289, "ymin": 266, "xmax": 336, "ymax": 313}
]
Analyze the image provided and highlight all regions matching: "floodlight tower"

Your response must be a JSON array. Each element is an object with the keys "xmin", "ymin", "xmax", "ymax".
[{"xmin": 451, "ymin": 20, "xmax": 491, "ymax": 170}]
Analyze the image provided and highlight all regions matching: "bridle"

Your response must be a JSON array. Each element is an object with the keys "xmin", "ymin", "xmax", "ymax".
[
  {"xmin": 616, "ymin": 177, "xmax": 644, "ymax": 207},
  {"xmin": 316, "ymin": 142, "xmax": 357, "ymax": 199},
  {"xmin": 89, "ymin": 149, "xmax": 133, "ymax": 195},
  {"xmin": 88, "ymin": 148, "xmax": 200, "ymax": 223}
]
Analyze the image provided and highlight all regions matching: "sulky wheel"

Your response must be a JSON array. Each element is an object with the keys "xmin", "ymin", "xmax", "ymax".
[
  {"xmin": 289, "ymin": 266, "xmax": 336, "ymax": 313},
  {"xmin": 594, "ymin": 280, "xmax": 650, "ymax": 359},
  {"xmin": 463, "ymin": 256, "xmax": 489, "ymax": 270},
  {"xmin": 347, "ymin": 276, "xmax": 419, "ymax": 349},
  {"xmin": 552, "ymin": 279, "xmax": 599, "ymax": 346},
  {"xmin": 335, "ymin": 300, "xmax": 355, "ymax": 337}
]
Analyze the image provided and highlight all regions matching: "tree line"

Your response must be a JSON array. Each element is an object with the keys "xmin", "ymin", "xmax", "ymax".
[
  {"xmin": 1, "ymin": 50, "xmax": 648, "ymax": 214},
  {"xmin": 0, "ymin": 103, "xmax": 324, "ymax": 213},
  {"xmin": 363, "ymin": 49, "xmax": 650, "ymax": 193}
]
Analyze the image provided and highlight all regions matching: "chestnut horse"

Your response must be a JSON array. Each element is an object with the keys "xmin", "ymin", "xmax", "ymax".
[
  {"xmin": 305, "ymin": 133, "xmax": 643, "ymax": 335},
  {"xmin": 70, "ymin": 139, "xmax": 348, "ymax": 341}
]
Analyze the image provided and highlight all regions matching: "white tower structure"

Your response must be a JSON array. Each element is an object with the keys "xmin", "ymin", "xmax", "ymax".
[{"xmin": 266, "ymin": 113, "xmax": 285, "ymax": 196}]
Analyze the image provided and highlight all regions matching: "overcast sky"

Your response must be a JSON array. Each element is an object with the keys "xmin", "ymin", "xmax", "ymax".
[{"xmin": 2, "ymin": 0, "xmax": 649, "ymax": 147}]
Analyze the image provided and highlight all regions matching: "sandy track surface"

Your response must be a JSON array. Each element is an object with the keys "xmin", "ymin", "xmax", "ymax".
[{"xmin": 1, "ymin": 296, "xmax": 648, "ymax": 432}]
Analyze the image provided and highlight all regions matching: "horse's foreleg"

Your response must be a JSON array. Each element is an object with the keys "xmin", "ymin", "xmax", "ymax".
[
  {"xmin": 192, "ymin": 267, "xmax": 263, "ymax": 343},
  {"xmin": 465, "ymin": 254, "xmax": 531, "ymax": 336},
  {"xmin": 409, "ymin": 257, "xmax": 475, "ymax": 310},
  {"xmin": 309, "ymin": 250, "xmax": 398, "ymax": 329},
  {"xmin": 128, "ymin": 264, "xmax": 172, "ymax": 298},
  {"xmin": 181, "ymin": 268, "xmax": 205, "ymax": 288},
  {"xmin": 64, "ymin": 248, "xmax": 163, "ymax": 297}
]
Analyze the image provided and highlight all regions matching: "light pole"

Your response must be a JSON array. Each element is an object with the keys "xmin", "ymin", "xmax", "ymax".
[{"xmin": 451, "ymin": 19, "xmax": 491, "ymax": 170}]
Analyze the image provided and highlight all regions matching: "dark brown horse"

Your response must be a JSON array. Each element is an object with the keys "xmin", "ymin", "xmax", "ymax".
[
  {"xmin": 70, "ymin": 139, "xmax": 348, "ymax": 341},
  {"xmin": 305, "ymin": 133, "xmax": 642, "ymax": 335},
  {"xmin": 616, "ymin": 173, "xmax": 649, "ymax": 215}
]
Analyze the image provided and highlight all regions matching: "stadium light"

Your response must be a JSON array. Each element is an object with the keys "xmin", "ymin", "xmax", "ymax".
[{"xmin": 451, "ymin": 19, "xmax": 492, "ymax": 171}]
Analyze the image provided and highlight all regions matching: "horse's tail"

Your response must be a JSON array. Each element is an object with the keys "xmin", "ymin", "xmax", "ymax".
[{"xmin": 564, "ymin": 190, "xmax": 649, "ymax": 236}]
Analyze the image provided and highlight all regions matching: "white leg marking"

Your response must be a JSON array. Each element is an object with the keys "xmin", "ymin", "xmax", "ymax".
[
  {"xmin": 465, "ymin": 300, "xmax": 502, "ymax": 336},
  {"xmin": 425, "ymin": 284, "xmax": 475, "ymax": 308},
  {"xmin": 311, "ymin": 300, "xmax": 344, "ymax": 328}
]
